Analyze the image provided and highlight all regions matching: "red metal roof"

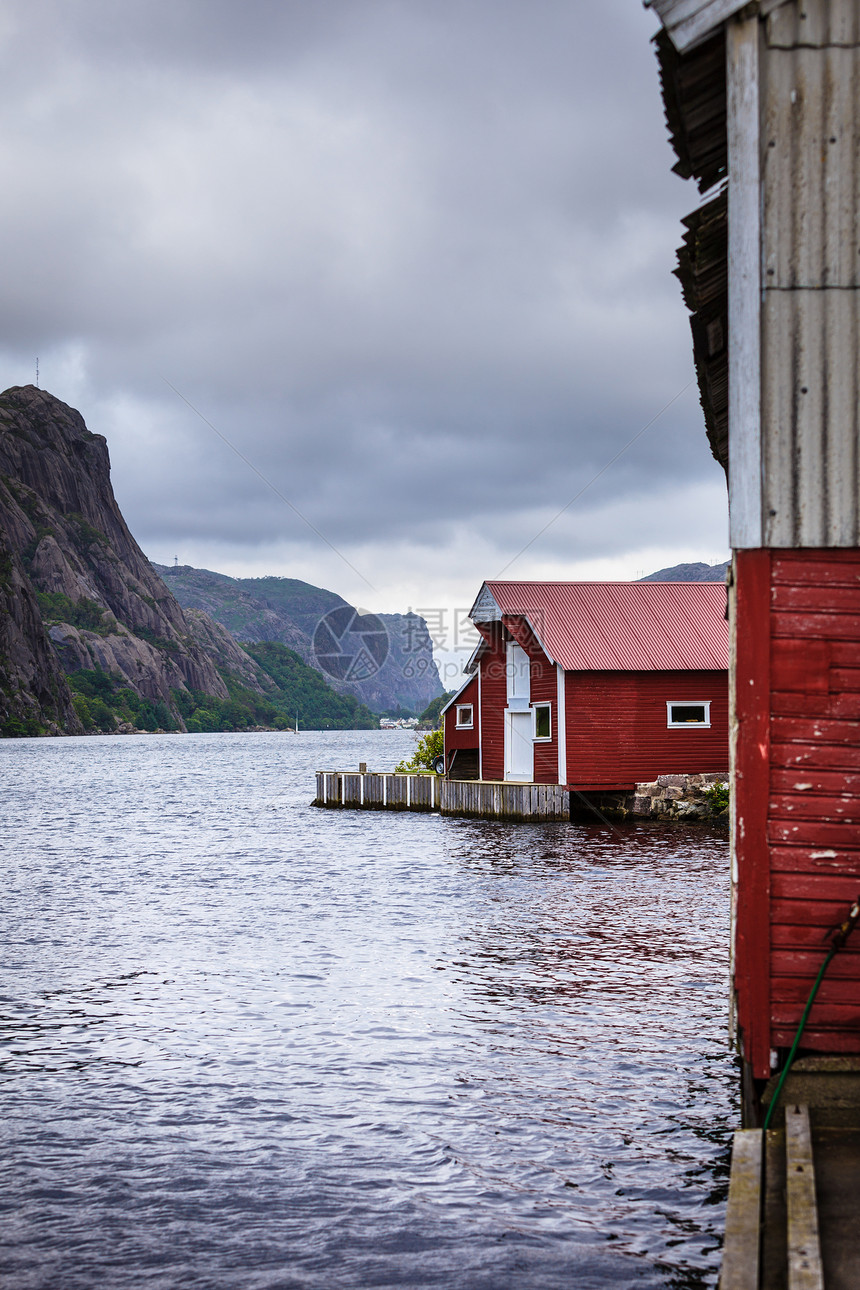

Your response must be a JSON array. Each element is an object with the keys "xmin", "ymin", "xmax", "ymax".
[{"xmin": 476, "ymin": 581, "xmax": 728, "ymax": 672}]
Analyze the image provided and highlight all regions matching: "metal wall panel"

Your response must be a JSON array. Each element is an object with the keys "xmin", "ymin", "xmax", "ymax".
[
  {"xmin": 762, "ymin": 290, "xmax": 860, "ymax": 545},
  {"xmin": 767, "ymin": 0, "xmax": 860, "ymax": 47},
  {"xmin": 759, "ymin": 0, "xmax": 860, "ymax": 547}
]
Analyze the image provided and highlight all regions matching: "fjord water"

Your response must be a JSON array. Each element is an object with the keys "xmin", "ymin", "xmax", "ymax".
[{"xmin": 1, "ymin": 731, "xmax": 735, "ymax": 1289}]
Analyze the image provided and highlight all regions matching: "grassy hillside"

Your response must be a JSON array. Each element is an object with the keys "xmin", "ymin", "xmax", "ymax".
[
  {"xmin": 155, "ymin": 564, "xmax": 443, "ymax": 714},
  {"xmin": 245, "ymin": 643, "xmax": 376, "ymax": 729},
  {"xmin": 66, "ymin": 641, "xmax": 376, "ymax": 733}
]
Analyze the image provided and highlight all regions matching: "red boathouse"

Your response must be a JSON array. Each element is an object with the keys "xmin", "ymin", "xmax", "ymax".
[
  {"xmin": 442, "ymin": 580, "xmax": 729, "ymax": 790},
  {"xmin": 650, "ymin": 0, "xmax": 860, "ymax": 1098}
]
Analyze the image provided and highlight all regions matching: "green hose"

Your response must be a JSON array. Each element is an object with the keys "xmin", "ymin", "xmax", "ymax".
[
  {"xmin": 761, "ymin": 948, "xmax": 836, "ymax": 1132},
  {"xmin": 761, "ymin": 891, "xmax": 860, "ymax": 1132}
]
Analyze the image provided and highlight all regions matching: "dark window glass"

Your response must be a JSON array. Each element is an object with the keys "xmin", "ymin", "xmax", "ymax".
[{"xmin": 670, "ymin": 704, "xmax": 706, "ymax": 724}]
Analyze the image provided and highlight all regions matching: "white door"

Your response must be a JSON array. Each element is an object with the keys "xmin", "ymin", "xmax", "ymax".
[{"xmin": 505, "ymin": 710, "xmax": 534, "ymax": 781}]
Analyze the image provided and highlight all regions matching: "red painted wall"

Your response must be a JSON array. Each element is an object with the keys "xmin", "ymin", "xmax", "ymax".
[
  {"xmin": 563, "ymin": 669, "xmax": 728, "ymax": 790},
  {"xmin": 473, "ymin": 624, "xmax": 560, "ymax": 783},
  {"xmin": 526, "ymin": 638, "xmax": 558, "ymax": 784},
  {"xmin": 734, "ymin": 549, "xmax": 860, "ymax": 1078},
  {"xmin": 479, "ymin": 625, "xmax": 506, "ymax": 781},
  {"xmin": 443, "ymin": 676, "xmax": 479, "ymax": 757}
]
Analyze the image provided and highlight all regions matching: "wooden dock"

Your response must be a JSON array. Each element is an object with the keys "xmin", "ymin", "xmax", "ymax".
[
  {"xmin": 313, "ymin": 772, "xmax": 570, "ymax": 822},
  {"xmin": 720, "ymin": 1059, "xmax": 860, "ymax": 1289}
]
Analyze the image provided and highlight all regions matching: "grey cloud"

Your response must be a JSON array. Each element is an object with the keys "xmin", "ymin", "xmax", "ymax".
[{"xmin": 0, "ymin": 0, "xmax": 725, "ymax": 585}]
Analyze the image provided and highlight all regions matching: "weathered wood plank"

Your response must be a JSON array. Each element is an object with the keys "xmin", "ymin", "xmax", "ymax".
[
  {"xmin": 785, "ymin": 1104, "xmax": 824, "ymax": 1290},
  {"xmin": 718, "ymin": 1129, "xmax": 762, "ymax": 1290},
  {"xmin": 772, "ymin": 741, "xmax": 860, "ymax": 772},
  {"xmin": 727, "ymin": 11, "xmax": 762, "ymax": 548},
  {"xmin": 316, "ymin": 772, "xmax": 569, "ymax": 821}
]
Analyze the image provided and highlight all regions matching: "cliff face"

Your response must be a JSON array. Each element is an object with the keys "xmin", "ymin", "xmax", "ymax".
[
  {"xmin": 0, "ymin": 386, "xmax": 265, "ymax": 732},
  {"xmin": 0, "ymin": 528, "xmax": 82, "ymax": 734},
  {"xmin": 0, "ymin": 384, "xmax": 439, "ymax": 734}
]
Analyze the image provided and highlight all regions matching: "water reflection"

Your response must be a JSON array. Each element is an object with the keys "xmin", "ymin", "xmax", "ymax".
[
  {"xmin": 0, "ymin": 731, "xmax": 735, "ymax": 1289},
  {"xmin": 441, "ymin": 818, "xmax": 734, "ymax": 1285}
]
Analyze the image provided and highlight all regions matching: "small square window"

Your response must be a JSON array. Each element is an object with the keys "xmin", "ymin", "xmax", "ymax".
[
  {"xmin": 667, "ymin": 701, "xmax": 711, "ymax": 728},
  {"xmin": 455, "ymin": 704, "xmax": 473, "ymax": 729},
  {"xmin": 533, "ymin": 703, "xmax": 551, "ymax": 740}
]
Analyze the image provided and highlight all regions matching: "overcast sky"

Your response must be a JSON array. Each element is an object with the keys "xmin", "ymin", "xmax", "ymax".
[{"xmin": 0, "ymin": 0, "xmax": 728, "ymax": 682}]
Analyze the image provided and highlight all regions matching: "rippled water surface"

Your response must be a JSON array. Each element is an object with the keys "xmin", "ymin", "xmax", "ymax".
[{"xmin": 0, "ymin": 731, "xmax": 737, "ymax": 1288}]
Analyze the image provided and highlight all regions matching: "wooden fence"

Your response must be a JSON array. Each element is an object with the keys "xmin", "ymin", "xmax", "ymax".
[
  {"xmin": 314, "ymin": 771, "xmax": 440, "ymax": 812},
  {"xmin": 442, "ymin": 779, "xmax": 569, "ymax": 822},
  {"xmin": 313, "ymin": 772, "xmax": 569, "ymax": 822}
]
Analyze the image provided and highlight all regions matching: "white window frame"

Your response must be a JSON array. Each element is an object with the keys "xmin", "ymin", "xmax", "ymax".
[
  {"xmin": 532, "ymin": 702, "xmax": 552, "ymax": 741},
  {"xmin": 667, "ymin": 700, "xmax": 711, "ymax": 729},
  {"xmin": 455, "ymin": 704, "xmax": 474, "ymax": 730}
]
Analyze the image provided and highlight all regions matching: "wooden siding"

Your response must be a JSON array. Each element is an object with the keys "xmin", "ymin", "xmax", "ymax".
[
  {"xmin": 564, "ymin": 669, "xmax": 729, "ymax": 790},
  {"xmin": 769, "ymin": 551, "xmax": 860, "ymax": 1057},
  {"xmin": 479, "ymin": 625, "xmax": 506, "ymax": 781},
  {"xmin": 524, "ymin": 633, "xmax": 558, "ymax": 785},
  {"xmin": 444, "ymin": 675, "xmax": 479, "ymax": 757},
  {"xmin": 733, "ymin": 549, "xmax": 773, "ymax": 1081},
  {"xmin": 474, "ymin": 621, "xmax": 560, "ymax": 784},
  {"xmin": 734, "ymin": 549, "xmax": 860, "ymax": 1078},
  {"xmin": 441, "ymin": 779, "xmax": 568, "ymax": 822}
]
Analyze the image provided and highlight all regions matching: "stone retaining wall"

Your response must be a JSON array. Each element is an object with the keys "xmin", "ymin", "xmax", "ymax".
[{"xmin": 577, "ymin": 773, "xmax": 729, "ymax": 824}]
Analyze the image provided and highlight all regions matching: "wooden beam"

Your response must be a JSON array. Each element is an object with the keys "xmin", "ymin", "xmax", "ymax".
[
  {"xmin": 785, "ymin": 1104, "xmax": 824, "ymax": 1290},
  {"xmin": 733, "ymin": 548, "xmax": 773, "ymax": 1080},
  {"xmin": 719, "ymin": 1129, "xmax": 763, "ymax": 1290},
  {"xmin": 727, "ymin": 12, "xmax": 763, "ymax": 549}
]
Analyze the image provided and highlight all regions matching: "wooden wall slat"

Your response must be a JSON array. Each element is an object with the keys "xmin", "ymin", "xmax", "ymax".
[
  {"xmin": 772, "ymin": 949, "xmax": 860, "ymax": 976},
  {"xmin": 771, "ymin": 768, "xmax": 860, "ymax": 794},
  {"xmin": 770, "ymin": 844, "xmax": 860, "ymax": 873},
  {"xmin": 771, "ymin": 897, "xmax": 860, "ymax": 924},
  {"xmin": 769, "ymin": 820, "xmax": 860, "ymax": 846},
  {"xmin": 770, "ymin": 794, "xmax": 860, "ymax": 821},
  {"xmin": 771, "ymin": 691, "xmax": 860, "ymax": 719},
  {"xmin": 772, "ymin": 741, "xmax": 860, "ymax": 771}
]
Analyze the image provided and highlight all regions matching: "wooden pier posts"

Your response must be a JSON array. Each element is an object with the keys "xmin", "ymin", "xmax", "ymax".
[{"xmin": 313, "ymin": 771, "xmax": 570, "ymax": 822}]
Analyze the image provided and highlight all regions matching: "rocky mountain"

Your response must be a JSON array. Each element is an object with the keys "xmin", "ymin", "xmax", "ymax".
[
  {"xmin": 0, "ymin": 386, "xmax": 373, "ymax": 735},
  {"xmin": 639, "ymin": 561, "xmax": 730, "ymax": 583},
  {"xmin": 154, "ymin": 564, "xmax": 443, "ymax": 714}
]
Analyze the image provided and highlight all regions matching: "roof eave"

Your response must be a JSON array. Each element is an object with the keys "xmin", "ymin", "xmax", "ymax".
[
  {"xmin": 645, "ymin": 0, "xmax": 751, "ymax": 54},
  {"xmin": 440, "ymin": 673, "xmax": 477, "ymax": 716}
]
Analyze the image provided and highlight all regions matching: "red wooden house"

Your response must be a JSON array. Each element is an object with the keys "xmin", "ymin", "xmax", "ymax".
[
  {"xmin": 651, "ymin": 0, "xmax": 860, "ymax": 1102},
  {"xmin": 443, "ymin": 580, "xmax": 729, "ymax": 789}
]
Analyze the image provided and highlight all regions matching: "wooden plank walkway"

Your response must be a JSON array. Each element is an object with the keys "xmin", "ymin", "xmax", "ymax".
[
  {"xmin": 313, "ymin": 772, "xmax": 569, "ymax": 822},
  {"xmin": 720, "ymin": 1061, "xmax": 860, "ymax": 1289}
]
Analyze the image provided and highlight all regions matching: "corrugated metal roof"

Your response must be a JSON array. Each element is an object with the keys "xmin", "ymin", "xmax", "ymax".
[{"xmin": 475, "ymin": 581, "xmax": 728, "ymax": 672}]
